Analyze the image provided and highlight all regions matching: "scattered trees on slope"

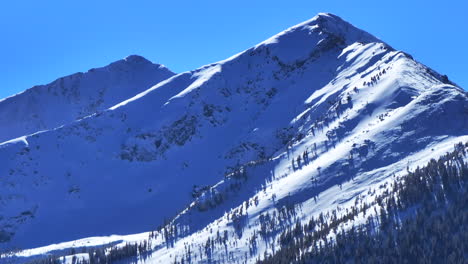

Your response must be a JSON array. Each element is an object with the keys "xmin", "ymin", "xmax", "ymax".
[{"xmin": 259, "ymin": 142, "xmax": 468, "ymax": 264}]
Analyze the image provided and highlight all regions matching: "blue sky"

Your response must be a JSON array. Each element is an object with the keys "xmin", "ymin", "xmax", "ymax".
[{"xmin": 0, "ymin": 0, "xmax": 466, "ymax": 99}]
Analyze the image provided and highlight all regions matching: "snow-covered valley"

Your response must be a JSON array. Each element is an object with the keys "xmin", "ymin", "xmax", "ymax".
[{"xmin": 0, "ymin": 13, "xmax": 467, "ymax": 264}]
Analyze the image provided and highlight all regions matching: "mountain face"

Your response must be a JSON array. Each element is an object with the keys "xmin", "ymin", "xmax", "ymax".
[
  {"xmin": 1, "ymin": 13, "xmax": 467, "ymax": 263},
  {"xmin": 0, "ymin": 55, "xmax": 174, "ymax": 143}
]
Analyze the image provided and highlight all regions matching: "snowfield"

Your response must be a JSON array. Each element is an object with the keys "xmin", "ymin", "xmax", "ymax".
[{"xmin": 0, "ymin": 13, "xmax": 467, "ymax": 264}]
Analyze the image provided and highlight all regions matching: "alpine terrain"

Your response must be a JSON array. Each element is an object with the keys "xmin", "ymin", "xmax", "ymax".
[
  {"xmin": 0, "ymin": 55, "xmax": 175, "ymax": 143},
  {"xmin": 1, "ymin": 13, "xmax": 467, "ymax": 264}
]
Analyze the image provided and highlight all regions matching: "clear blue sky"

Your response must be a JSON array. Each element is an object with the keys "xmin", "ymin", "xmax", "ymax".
[{"xmin": 1, "ymin": 0, "xmax": 466, "ymax": 99}]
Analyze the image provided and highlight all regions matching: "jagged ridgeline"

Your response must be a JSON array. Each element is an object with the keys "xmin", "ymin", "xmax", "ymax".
[{"xmin": 1, "ymin": 13, "xmax": 467, "ymax": 264}]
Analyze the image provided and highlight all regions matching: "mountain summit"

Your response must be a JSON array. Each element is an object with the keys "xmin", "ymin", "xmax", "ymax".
[
  {"xmin": 260, "ymin": 12, "xmax": 382, "ymax": 45},
  {"xmin": 1, "ymin": 13, "xmax": 467, "ymax": 263},
  {"xmin": 0, "ymin": 56, "xmax": 174, "ymax": 143}
]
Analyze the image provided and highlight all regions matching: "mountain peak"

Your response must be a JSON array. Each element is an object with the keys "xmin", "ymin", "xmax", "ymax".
[
  {"xmin": 124, "ymin": 54, "xmax": 152, "ymax": 64},
  {"xmin": 313, "ymin": 12, "xmax": 342, "ymax": 21},
  {"xmin": 0, "ymin": 54, "xmax": 175, "ymax": 143},
  {"xmin": 303, "ymin": 12, "xmax": 383, "ymax": 45},
  {"xmin": 104, "ymin": 55, "xmax": 174, "ymax": 76},
  {"xmin": 260, "ymin": 12, "xmax": 382, "ymax": 48},
  {"xmin": 253, "ymin": 13, "xmax": 385, "ymax": 65},
  {"xmin": 107, "ymin": 54, "xmax": 153, "ymax": 68},
  {"xmin": 111, "ymin": 54, "xmax": 172, "ymax": 72}
]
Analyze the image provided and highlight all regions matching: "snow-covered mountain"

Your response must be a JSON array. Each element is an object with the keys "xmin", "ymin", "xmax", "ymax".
[
  {"xmin": 0, "ymin": 55, "xmax": 174, "ymax": 143},
  {"xmin": 1, "ymin": 13, "xmax": 467, "ymax": 263}
]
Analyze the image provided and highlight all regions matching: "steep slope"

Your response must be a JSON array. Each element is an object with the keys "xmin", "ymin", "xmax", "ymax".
[
  {"xmin": 0, "ymin": 55, "xmax": 174, "ymax": 143},
  {"xmin": 259, "ymin": 142, "xmax": 468, "ymax": 263},
  {"xmin": 1, "ymin": 13, "xmax": 467, "ymax": 264}
]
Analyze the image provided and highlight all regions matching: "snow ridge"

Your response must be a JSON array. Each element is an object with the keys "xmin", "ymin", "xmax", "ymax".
[
  {"xmin": 0, "ymin": 12, "xmax": 467, "ymax": 264},
  {"xmin": 0, "ymin": 56, "xmax": 175, "ymax": 143}
]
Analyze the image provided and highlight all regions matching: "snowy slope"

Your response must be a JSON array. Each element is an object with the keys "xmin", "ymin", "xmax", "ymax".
[
  {"xmin": 1, "ymin": 13, "xmax": 467, "ymax": 263},
  {"xmin": 0, "ymin": 55, "xmax": 174, "ymax": 143}
]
